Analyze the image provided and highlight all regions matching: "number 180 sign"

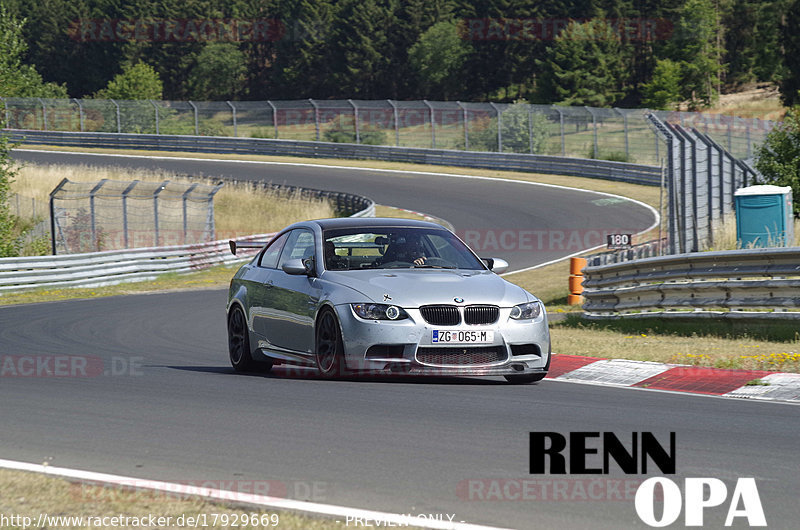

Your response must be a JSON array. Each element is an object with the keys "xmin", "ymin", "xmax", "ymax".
[{"xmin": 607, "ymin": 234, "xmax": 632, "ymax": 249}]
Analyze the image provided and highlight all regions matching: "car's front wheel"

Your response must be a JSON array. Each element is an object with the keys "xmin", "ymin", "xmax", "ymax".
[
  {"xmin": 228, "ymin": 305, "xmax": 261, "ymax": 372},
  {"xmin": 315, "ymin": 308, "xmax": 345, "ymax": 378}
]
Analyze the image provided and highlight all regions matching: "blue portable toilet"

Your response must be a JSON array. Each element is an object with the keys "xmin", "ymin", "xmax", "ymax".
[{"xmin": 734, "ymin": 185, "xmax": 794, "ymax": 248}]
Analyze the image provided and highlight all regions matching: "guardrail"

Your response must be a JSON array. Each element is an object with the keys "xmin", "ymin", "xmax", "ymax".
[
  {"xmin": 0, "ymin": 234, "xmax": 273, "ymax": 292},
  {"xmin": 5, "ymin": 129, "xmax": 662, "ymax": 186},
  {"xmin": 581, "ymin": 247, "xmax": 800, "ymax": 320}
]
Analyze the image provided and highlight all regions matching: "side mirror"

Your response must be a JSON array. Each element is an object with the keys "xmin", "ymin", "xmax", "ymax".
[
  {"xmin": 282, "ymin": 258, "xmax": 313, "ymax": 275},
  {"xmin": 483, "ymin": 257, "xmax": 509, "ymax": 274}
]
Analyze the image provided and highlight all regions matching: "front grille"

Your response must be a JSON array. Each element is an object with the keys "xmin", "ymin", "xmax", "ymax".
[
  {"xmin": 464, "ymin": 305, "xmax": 499, "ymax": 325},
  {"xmin": 420, "ymin": 305, "xmax": 460, "ymax": 326},
  {"xmin": 416, "ymin": 346, "xmax": 505, "ymax": 366},
  {"xmin": 365, "ymin": 345, "xmax": 405, "ymax": 358}
]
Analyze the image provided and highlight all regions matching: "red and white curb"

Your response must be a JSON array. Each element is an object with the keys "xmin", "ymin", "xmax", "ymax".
[
  {"xmin": 547, "ymin": 354, "xmax": 800, "ymax": 402},
  {"xmin": 0, "ymin": 459, "xmax": 508, "ymax": 530}
]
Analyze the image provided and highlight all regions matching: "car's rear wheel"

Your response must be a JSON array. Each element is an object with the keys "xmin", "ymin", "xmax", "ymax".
[
  {"xmin": 504, "ymin": 346, "xmax": 551, "ymax": 384},
  {"xmin": 228, "ymin": 305, "xmax": 267, "ymax": 372},
  {"xmin": 315, "ymin": 308, "xmax": 345, "ymax": 378}
]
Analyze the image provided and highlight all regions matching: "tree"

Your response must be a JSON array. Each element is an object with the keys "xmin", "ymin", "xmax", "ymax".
[
  {"xmin": 0, "ymin": 131, "xmax": 21, "ymax": 257},
  {"xmin": 780, "ymin": 0, "xmax": 800, "ymax": 106},
  {"xmin": 535, "ymin": 19, "xmax": 628, "ymax": 107},
  {"xmin": 188, "ymin": 43, "xmax": 247, "ymax": 100},
  {"xmin": 641, "ymin": 59, "xmax": 682, "ymax": 109},
  {"xmin": 408, "ymin": 19, "xmax": 469, "ymax": 99},
  {"xmin": 755, "ymin": 108, "xmax": 800, "ymax": 218},
  {"xmin": 667, "ymin": 0, "xmax": 725, "ymax": 109},
  {"xmin": 463, "ymin": 101, "xmax": 548, "ymax": 154},
  {"xmin": 0, "ymin": 5, "xmax": 67, "ymax": 98},
  {"xmin": 94, "ymin": 61, "xmax": 163, "ymax": 100}
]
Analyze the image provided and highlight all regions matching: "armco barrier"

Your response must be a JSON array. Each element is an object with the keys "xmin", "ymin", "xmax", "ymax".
[
  {"xmin": 581, "ymin": 247, "xmax": 800, "ymax": 320},
  {"xmin": 5, "ymin": 129, "xmax": 662, "ymax": 186},
  {"xmin": 0, "ymin": 234, "xmax": 273, "ymax": 292}
]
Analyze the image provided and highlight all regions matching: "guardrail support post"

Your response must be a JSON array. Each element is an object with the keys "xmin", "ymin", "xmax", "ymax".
[
  {"xmin": 188, "ymin": 101, "xmax": 199, "ymax": 135},
  {"xmin": 309, "ymin": 98, "xmax": 320, "ymax": 141},
  {"xmin": 387, "ymin": 99, "xmax": 400, "ymax": 146},
  {"xmin": 423, "ymin": 100, "xmax": 435, "ymax": 148},
  {"xmin": 149, "ymin": 100, "xmax": 159, "ymax": 134},
  {"xmin": 226, "ymin": 100, "xmax": 237, "ymax": 137},
  {"xmin": 267, "ymin": 101, "xmax": 278, "ymax": 138}
]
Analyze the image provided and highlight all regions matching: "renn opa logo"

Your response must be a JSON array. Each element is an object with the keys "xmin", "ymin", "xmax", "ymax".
[{"xmin": 529, "ymin": 432, "xmax": 766, "ymax": 527}]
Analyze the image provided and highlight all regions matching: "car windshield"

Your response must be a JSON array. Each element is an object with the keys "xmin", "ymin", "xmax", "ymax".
[{"xmin": 322, "ymin": 227, "xmax": 485, "ymax": 271}]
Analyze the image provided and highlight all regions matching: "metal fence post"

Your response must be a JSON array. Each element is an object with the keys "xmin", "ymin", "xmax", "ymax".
[
  {"xmin": 423, "ymin": 100, "xmax": 435, "ymax": 148},
  {"xmin": 226, "ymin": 101, "xmax": 237, "ymax": 137},
  {"xmin": 267, "ymin": 101, "xmax": 278, "ymax": 138},
  {"xmin": 153, "ymin": 181, "xmax": 169, "ymax": 247},
  {"xmin": 490, "ymin": 102, "xmax": 502, "ymax": 152},
  {"xmin": 149, "ymin": 100, "xmax": 159, "ymax": 134},
  {"xmin": 309, "ymin": 98, "xmax": 320, "ymax": 141},
  {"xmin": 111, "ymin": 99, "xmax": 121, "ymax": 133},
  {"xmin": 456, "ymin": 101, "xmax": 468, "ymax": 151},
  {"xmin": 348, "ymin": 99, "xmax": 360, "ymax": 144},
  {"xmin": 528, "ymin": 105, "xmax": 534, "ymax": 154},
  {"xmin": 181, "ymin": 183, "xmax": 198, "ymax": 244},
  {"xmin": 615, "ymin": 108, "xmax": 629, "ymax": 159},
  {"xmin": 188, "ymin": 101, "xmax": 199, "ymax": 135},
  {"xmin": 73, "ymin": 98, "xmax": 85, "ymax": 132},
  {"xmin": 0, "ymin": 97, "xmax": 6, "ymax": 126},
  {"xmin": 49, "ymin": 178, "xmax": 69, "ymax": 255},
  {"xmin": 121, "ymin": 180, "xmax": 138, "ymax": 249},
  {"xmin": 554, "ymin": 106, "xmax": 565, "ymax": 156},
  {"xmin": 585, "ymin": 106, "xmax": 598, "ymax": 157},
  {"xmin": 387, "ymin": 99, "xmax": 400, "ymax": 146},
  {"xmin": 89, "ymin": 179, "xmax": 107, "ymax": 252},
  {"xmin": 38, "ymin": 98, "xmax": 48, "ymax": 131}
]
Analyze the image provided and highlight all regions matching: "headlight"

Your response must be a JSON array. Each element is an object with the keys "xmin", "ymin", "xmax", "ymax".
[
  {"xmin": 351, "ymin": 303, "xmax": 408, "ymax": 321},
  {"xmin": 510, "ymin": 301, "xmax": 542, "ymax": 320}
]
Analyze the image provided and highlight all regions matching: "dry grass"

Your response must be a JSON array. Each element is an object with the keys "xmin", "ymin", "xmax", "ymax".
[
  {"xmin": 551, "ymin": 316, "xmax": 800, "ymax": 371},
  {"xmin": 702, "ymin": 85, "xmax": 788, "ymax": 121},
  {"xmin": 10, "ymin": 163, "xmax": 335, "ymax": 243},
  {"xmin": 0, "ymin": 469, "xmax": 350, "ymax": 529}
]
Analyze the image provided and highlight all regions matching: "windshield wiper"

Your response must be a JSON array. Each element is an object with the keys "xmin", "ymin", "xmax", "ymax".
[{"xmin": 413, "ymin": 264, "xmax": 456, "ymax": 269}]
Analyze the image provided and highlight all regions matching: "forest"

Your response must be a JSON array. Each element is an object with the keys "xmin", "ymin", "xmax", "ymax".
[{"xmin": 0, "ymin": 0, "xmax": 799, "ymax": 109}]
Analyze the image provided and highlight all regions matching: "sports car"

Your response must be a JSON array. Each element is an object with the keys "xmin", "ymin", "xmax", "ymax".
[{"xmin": 226, "ymin": 218, "xmax": 550, "ymax": 383}]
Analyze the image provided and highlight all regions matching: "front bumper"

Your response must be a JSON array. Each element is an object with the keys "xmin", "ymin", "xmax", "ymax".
[{"xmin": 334, "ymin": 304, "xmax": 550, "ymax": 376}]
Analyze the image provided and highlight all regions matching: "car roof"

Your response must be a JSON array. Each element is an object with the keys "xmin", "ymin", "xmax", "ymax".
[{"xmin": 296, "ymin": 217, "xmax": 446, "ymax": 231}]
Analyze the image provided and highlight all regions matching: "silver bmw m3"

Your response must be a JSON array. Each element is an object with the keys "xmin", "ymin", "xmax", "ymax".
[{"xmin": 226, "ymin": 218, "xmax": 550, "ymax": 383}]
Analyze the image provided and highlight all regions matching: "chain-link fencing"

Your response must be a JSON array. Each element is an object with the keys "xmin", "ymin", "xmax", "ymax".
[
  {"xmin": 1, "ymin": 97, "xmax": 776, "ymax": 165},
  {"xmin": 49, "ymin": 178, "xmax": 222, "ymax": 254}
]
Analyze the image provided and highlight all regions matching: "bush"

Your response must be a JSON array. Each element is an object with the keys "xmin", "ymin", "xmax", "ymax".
[
  {"xmin": 459, "ymin": 102, "xmax": 549, "ymax": 154},
  {"xmin": 323, "ymin": 120, "xmax": 387, "ymax": 145}
]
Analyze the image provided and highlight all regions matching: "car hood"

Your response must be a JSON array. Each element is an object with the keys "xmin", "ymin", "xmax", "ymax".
[{"xmin": 321, "ymin": 269, "xmax": 532, "ymax": 307}]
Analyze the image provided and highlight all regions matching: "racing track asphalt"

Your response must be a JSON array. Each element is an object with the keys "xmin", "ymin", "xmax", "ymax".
[{"xmin": 2, "ymin": 151, "xmax": 799, "ymax": 529}]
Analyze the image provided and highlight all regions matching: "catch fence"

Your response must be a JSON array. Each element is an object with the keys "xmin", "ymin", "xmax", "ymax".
[{"xmin": 1, "ymin": 97, "xmax": 775, "ymax": 165}]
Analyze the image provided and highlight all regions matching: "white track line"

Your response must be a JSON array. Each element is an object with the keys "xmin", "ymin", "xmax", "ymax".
[
  {"xmin": 15, "ymin": 148, "xmax": 661, "ymax": 275},
  {"xmin": 0, "ymin": 458, "xmax": 509, "ymax": 530}
]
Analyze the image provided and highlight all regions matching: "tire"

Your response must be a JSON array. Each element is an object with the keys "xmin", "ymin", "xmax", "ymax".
[
  {"xmin": 315, "ymin": 308, "xmax": 345, "ymax": 378},
  {"xmin": 228, "ymin": 305, "xmax": 266, "ymax": 372},
  {"xmin": 504, "ymin": 346, "xmax": 551, "ymax": 384}
]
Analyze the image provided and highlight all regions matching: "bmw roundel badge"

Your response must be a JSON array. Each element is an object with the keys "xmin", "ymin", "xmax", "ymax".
[{"xmin": 454, "ymin": 297, "xmax": 464, "ymax": 303}]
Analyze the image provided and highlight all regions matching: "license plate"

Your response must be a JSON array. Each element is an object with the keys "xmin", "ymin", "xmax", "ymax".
[{"xmin": 432, "ymin": 330, "xmax": 494, "ymax": 344}]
